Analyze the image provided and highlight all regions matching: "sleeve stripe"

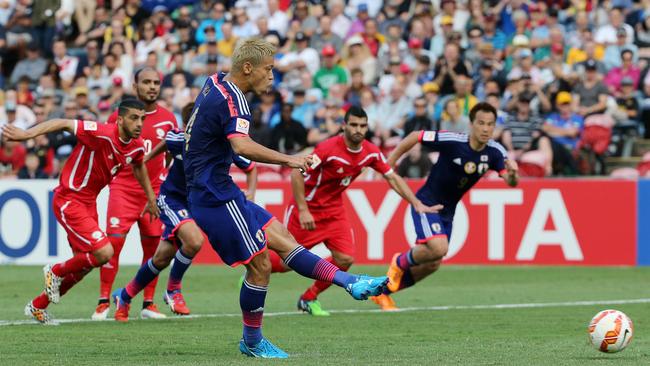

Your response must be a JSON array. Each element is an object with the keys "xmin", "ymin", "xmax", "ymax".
[
  {"xmin": 227, "ymin": 133, "xmax": 247, "ymax": 139},
  {"xmin": 226, "ymin": 81, "xmax": 251, "ymax": 115},
  {"xmin": 418, "ymin": 130, "xmax": 425, "ymax": 142}
]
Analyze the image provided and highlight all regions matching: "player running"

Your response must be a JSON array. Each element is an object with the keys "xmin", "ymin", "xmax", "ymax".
[
  {"xmin": 1, "ymin": 100, "xmax": 159, "ymax": 325},
  {"xmin": 269, "ymin": 105, "xmax": 442, "ymax": 316},
  {"xmin": 370, "ymin": 102, "xmax": 519, "ymax": 311},
  {"xmin": 93, "ymin": 68, "xmax": 177, "ymax": 321},
  {"xmin": 184, "ymin": 38, "xmax": 389, "ymax": 358},
  {"xmin": 111, "ymin": 103, "xmax": 257, "ymax": 321}
]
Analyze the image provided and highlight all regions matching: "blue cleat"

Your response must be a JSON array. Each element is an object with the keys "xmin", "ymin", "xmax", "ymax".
[
  {"xmin": 346, "ymin": 275, "xmax": 389, "ymax": 300},
  {"xmin": 239, "ymin": 338, "xmax": 289, "ymax": 359}
]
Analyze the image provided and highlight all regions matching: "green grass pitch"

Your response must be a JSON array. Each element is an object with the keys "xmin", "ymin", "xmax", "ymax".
[{"xmin": 1, "ymin": 265, "xmax": 649, "ymax": 365}]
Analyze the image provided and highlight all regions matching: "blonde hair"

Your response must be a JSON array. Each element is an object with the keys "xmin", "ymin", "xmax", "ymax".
[{"xmin": 231, "ymin": 38, "xmax": 276, "ymax": 72}]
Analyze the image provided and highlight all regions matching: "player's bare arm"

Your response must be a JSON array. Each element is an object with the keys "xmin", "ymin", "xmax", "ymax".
[
  {"xmin": 383, "ymin": 172, "xmax": 443, "ymax": 214},
  {"xmin": 244, "ymin": 164, "xmax": 258, "ymax": 200},
  {"xmin": 132, "ymin": 162, "xmax": 160, "ymax": 220},
  {"xmin": 2, "ymin": 119, "xmax": 75, "ymax": 141},
  {"xmin": 387, "ymin": 131, "xmax": 422, "ymax": 167},
  {"xmin": 230, "ymin": 135, "xmax": 312, "ymax": 171},
  {"xmin": 503, "ymin": 159, "xmax": 519, "ymax": 187},
  {"xmin": 290, "ymin": 168, "xmax": 315, "ymax": 230},
  {"xmin": 144, "ymin": 139, "xmax": 168, "ymax": 163}
]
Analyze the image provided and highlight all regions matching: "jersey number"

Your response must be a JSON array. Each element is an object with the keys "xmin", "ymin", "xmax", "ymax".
[
  {"xmin": 457, "ymin": 177, "xmax": 468, "ymax": 189},
  {"xmin": 143, "ymin": 139, "xmax": 153, "ymax": 154},
  {"xmin": 184, "ymin": 106, "xmax": 199, "ymax": 151}
]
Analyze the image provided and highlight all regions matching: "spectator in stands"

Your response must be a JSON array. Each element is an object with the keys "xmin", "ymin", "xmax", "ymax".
[
  {"xmin": 377, "ymin": 23, "xmax": 407, "ymax": 72},
  {"xmin": 341, "ymin": 35, "xmax": 377, "ymax": 85},
  {"xmin": 377, "ymin": 83, "xmax": 413, "ymax": 139},
  {"xmin": 345, "ymin": 68, "xmax": 370, "ymax": 106},
  {"xmin": 135, "ymin": 20, "xmax": 165, "ymax": 66},
  {"xmin": 10, "ymin": 43, "xmax": 47, "ymax": 88},
  {"xmin": 482, "ymin": 14, "xmax": 507, "ymax": 60},
  {"xmin": 313, "ymin": 45, "xmax": 348, "ymax": 98},
  {"xmin": 196, "ymin": 3, "xmax": 225, "ymax": 44},
  {"xmin": 397, "ymin": 144, "xmax": 433, "ymax": 179},
  {"xmin": 615, "ymin": 77, "xmax": 639, "ymax": 123},
  {"xmin": 543, "ymin": 92, "xmax": 584, "ymax": 151},
  {"xmin": 311, "ymin": 15, "xmax": 343, "ymax": 54},
  {"xmin": 502, "ymin": 94, "xmax": 552, "ymax": 169},
  {"xmin": 604, "ymin": 49, "xmax": 641, "ymax": 97},
  {"xmin": 309, "ymin": 99, "xmax": 343, "ymax": 145},
  {"xmin": 603, "ymin": 27, "xmax": 638, "ymax": 70},
  {"xmin": 433, "ymin": 43, "xmax": 470, "ymax": 96},
  {"xmin": 277, "ymin": 32, "xmax": 320, "ymax": 76},
  {"xmin": 453, "ymin": 76, "xmax": 478, "ymax": 120},
  {"xmin": 573, "ymin": 60, "xmax": 609, "ymax": 117},
  {"xmin": 266, "ymin": 0, "xmax": 288, "ymax": 37},
  {"xmin": 271, "ymin": 103, "xmax": 308, "ymax": 155},
  {"xmin": 52, "ymin": 40, "xmax": 79, "ymax": 89},
  {"xmin": 17, "ymin": 153, "xmax": 48, "ymax": 179},
  {"xmin": 329, "ymin": 0, "xmax": 351, "ymax": 39},
  {"xmin": 403, "ymin": 97, "xmax": 434, "ymax": 137},
  {"xmin": 0, "ymin": 138, "xmax": 25, "ymax": 178},
  {"xmin": 232, "ymin": 7, "xmax": 259, "ymax": 39},
  {"xmin": 439, "ymin": 99, "xmax": 470, "ymax": 133}
]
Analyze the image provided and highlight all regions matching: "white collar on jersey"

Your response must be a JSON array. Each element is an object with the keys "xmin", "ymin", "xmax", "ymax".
[{"xmin": 347, "ymin": 146, "xmax": 363, "ymax": 153}]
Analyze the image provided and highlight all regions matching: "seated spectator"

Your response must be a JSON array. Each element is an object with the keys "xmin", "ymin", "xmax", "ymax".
[
  {"xmin": 604, "ymin": 49, "xmax": 641, "ymax": 97},
  {"xmin": 573, "ymin": 60, "xmax": 609, "ymax": 117},
  {"xmin": 340, "ymin": 35, "xmax": 377, "ymax": 85},
  {"xmin": 403, "ymin": 97, "xmax": 433, "ymax": 137},
  {"xmin": 376, "ymin": 83, "xmax": 413, "ymax": 139},
  {"xmin": 10, "ymin": 42, "xmax": 47, "ymax": 88},
  {"xmin": 311, "ymin": 15, "xmax": 343, "ymax": 53},
  {"xmin": 397, "ymin": 144, "xmax": 432, "ymax": 178},
  {"xmin": 615, "ymin": 77, "xmax": 639, "ymax": 123},
  {"xmin": 439, "ymin": 99, "xmax": 470, "ymax": 133},
  {"xmin": 249, "ymin": 108, "xmax": 272, "ymax": 147},
  {"xmin": 602, "ymin": 27, "xmax": 638, "ymax": 70},
  {"xmin": 18, "ymin": 153, "xmax": 48, "ymax": 179},
  {"xmin": 453, "ymin": 76, "xmax": 478, "ymax": 119},
  {"xmin": 543, "ymin": 92, "xmax": 584, "ymax": 151},
  {"xmin": 313, "ymin": 45, "xmax": 348, "ymax": 98},
  {"xmin": 270, "ymin": 103, "xmax": 308, "ymax": 155},
  {"xmin": 291, "ymin": 89, "xmax": 319, "ymax": 129},
  {"xmin": 0, "ymin": 138, "xmax": 26, "ymax": 178}
]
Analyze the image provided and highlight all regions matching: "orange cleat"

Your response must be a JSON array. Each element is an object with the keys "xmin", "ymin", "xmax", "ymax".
[
  {"xmin": 386, "ymin": 253, "xmax": 404, "ymax": 293},
  {"xmin": 164, "ymin": 291, "xmax": 191, "ymax": 315},
  {"xmin": 112, "ymin": 289, "xmax": 130, "ymax": 323},
  {"xmin": 370, "ymin": 294, "xmax": 399, "ymax": 311}
]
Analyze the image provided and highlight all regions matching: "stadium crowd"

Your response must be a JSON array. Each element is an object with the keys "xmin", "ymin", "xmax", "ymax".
[{"xmin": 0, "ymin": 0, "xmax": 649, "ymax": 180}]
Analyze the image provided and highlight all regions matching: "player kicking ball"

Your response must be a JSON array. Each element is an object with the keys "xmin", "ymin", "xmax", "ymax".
[
  {"xmin": 183, "ymin": 38, "xmax": 389, "ymax": 358},
  {"xmin": 1, "ymin": 100, "xmax": 160, "ymax": 325},
  {"xmin": 94, "ymin": 68, "xmax": 178, "ymax": 321},
  {"xmin": 111, "ymin": 103, "xmax": 257, "ymax": 321},
  {"xmin": 269, "ymin": 105, "xmax": 442, "ymax": 316},
  {"xmin": 371, "ymin": 103, "xmax": 519, "ymax": 311}
]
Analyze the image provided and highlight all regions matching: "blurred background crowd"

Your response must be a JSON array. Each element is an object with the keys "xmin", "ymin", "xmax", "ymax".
[{"xmin": 1, "ymin": 0, "xmax": 650, "ymax": 181}]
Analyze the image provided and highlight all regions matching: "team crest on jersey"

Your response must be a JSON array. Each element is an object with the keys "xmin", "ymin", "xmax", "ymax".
[
  {"xmin": 177, "ymin": 209, "xmax": 189, "ymax": 218},
  {"xmin": 255, "ymin": 230, "xmax": 265, "ymax": 243},
  {"xmin": 126, "ymin": 157, "xmax": 133, "ymax": 164},
  {"xmin": 235, "ymin": 118, "xmax": 250, "ymax": 134},
  {"xmin": 156, "ymin": 128, "xmax": 165, "ymax": 139},
  {"xmin": 431, "ymin": 223, "xmax": 442, "ymax": 233},
  {"xmin": 110, "ymin": 164, "xmax": 121, "ymax": 176},
  {"xmin": 310, "ymin": 154, "xmax": 322, "ymax": 169},
  {"xmin": 464, "ymin": 161, "xmax": 477, "ymax": 174},
  {"xmin": 478, "ymin": 163, "xmax": 489, "ymax": 174},
  {"xmin": 91, "ymin": 231, "xmax": 104, "ymax": 240},
  {"xmin": 422, "ymin": 131, "xmax": 436, "ymax": 142},
  {"xmin": 109, "ymin": 217, "xmax": 120, "ymax": 228},
  {"xmin": 83, "ymin": 121, "xmax": 97, "ymax": 131}
]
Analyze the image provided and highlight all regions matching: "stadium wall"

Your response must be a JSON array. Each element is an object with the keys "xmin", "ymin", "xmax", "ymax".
[{"xmin": 0, "ymin": 179, "xmax": 642, "ymax": 266}]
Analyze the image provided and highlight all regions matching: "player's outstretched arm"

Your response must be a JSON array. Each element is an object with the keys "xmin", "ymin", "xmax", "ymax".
[
  {"xmin": 132, "ymin": 162, "xmax": 160, "ymax": 220},
  {"xmin": 384, "ymin": 172, "xmax": 443, "ymax": 214},
  {"xmin": 1, "ymin": 119, "xmax": 75, "ymax": 141},
  {"xmin": 144, "ymin": 139, "xmax": 167, "ymax": 163},
  {"xmin": 290, "ymin": 168, "xmax": 315, "ymax": 230},
  {"xmin": 387, "ymin": 131, "xmax": 421, "ymax": 167},
  {"xmin": 230, "ymin": 135, "xmax": 312, "ymax": 171},
  {"xmin": 503, "ymin": 159, "xmax": 519, "ymax": 187}
]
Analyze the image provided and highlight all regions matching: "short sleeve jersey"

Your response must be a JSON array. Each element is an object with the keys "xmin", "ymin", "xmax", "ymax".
[
  {"xmin": 416, "ymin": 130, "xmax": 507, "ymax": 219},
  {"xmin": 56, "ymin": 120, "xmax": 145, "ymax": 203}
]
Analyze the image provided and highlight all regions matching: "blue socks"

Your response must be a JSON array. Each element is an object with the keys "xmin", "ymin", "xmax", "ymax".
[
  {"xmin": 122, "ymin": 259, "xmax": 161, "ymax": 303},
  {"xmin": 241, "ymin": 278, "xmax": 267, "ymax": 347},
  {"xmin": 167, "ymin": 248, "xmax": 194, "ymax": 293}
]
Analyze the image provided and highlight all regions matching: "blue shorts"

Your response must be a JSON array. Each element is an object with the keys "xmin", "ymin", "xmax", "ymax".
[
  {"xmin": 191, "ymin": 194, "xmax": 273, "ymax": 267},
  {"xmin": 158, "ymin": 193, "xmax": 193, "ymax": 247},
  {"xmin": 410, "ymin": 206, "xmax": 453, "ymax": 244}
]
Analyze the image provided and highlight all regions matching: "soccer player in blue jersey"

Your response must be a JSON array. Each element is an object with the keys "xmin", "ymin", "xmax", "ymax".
[
  {"xmin": 183, "ymin": 38, "xmax": 390, "ymax": 358},
  {"xmin": 111, "ymin": 103, "xmax": 258, "ymax": 320},
  {"xmin": 371, "ymin": 102, "xmax": 519, "ymax": 311}
]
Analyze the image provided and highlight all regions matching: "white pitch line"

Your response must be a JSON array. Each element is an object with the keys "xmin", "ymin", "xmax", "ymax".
[{"xmin": 4, "ymin": 298, "xmax": 650, "ymax": 327}]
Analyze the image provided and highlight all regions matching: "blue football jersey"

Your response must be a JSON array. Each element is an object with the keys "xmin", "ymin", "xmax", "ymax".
[
  {"xmin": 183, "ymin": 73, "xmax": 253, "ymax": 206},
  {"xmin": 161, "ymin": 127, "xmax": 254, "ymax": 201},
  {"xmin": 416, "ymin": 131, "xmax": 507, "ymax": 219}
]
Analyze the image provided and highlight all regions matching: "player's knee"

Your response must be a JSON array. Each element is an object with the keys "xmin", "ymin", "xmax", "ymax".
[
  {"xmin": 424, "ymin": 239, "xmax": 448, "ymax": 260},
  {"xmin": 182, "ymin": 232, "xmax": 204, "ymax": 256},
  {"xmin": 332, "ymin": 253, "xmax": 354, "ymax": 269},
  {"xmin": 93, "ymin": 244, "xmax": 114, "ymax": 265}
]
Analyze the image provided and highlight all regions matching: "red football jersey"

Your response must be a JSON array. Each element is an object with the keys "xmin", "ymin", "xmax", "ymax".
[
  {"xmin": 296, "ymin": 135, "xmax": 393, "ymax": 212},
  {"xmin": 55, "ymin": 120, "xmax": 145, "ymax": 203},
  {"xmin": 106, "ymin": 104, "xmax": 177, "ymax": 192}
]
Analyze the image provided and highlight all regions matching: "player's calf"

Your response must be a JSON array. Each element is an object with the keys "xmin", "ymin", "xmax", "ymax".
[{"xmin": 418, "ymin": 238, "xmax": 449, "ymax": 263}]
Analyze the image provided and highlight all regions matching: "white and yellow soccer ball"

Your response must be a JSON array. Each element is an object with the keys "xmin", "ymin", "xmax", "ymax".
[{"xmin": 588, "ymin": 309, "xmax": 634, "ymax": 353}]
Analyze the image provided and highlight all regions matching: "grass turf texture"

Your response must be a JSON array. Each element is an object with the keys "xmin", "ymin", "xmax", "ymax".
[{"xmin": 1, "ymin": 265, "xmax": 649, "ymax": 365}]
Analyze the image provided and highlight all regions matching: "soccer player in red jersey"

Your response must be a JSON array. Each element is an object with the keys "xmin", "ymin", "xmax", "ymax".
[
  {"xmin": 0, "ymin": 100, "xmax": 159, "ymax": 325},
  {"xmin": 93, "ymin": 68, "xmax": 177, "ymax": 320},
  {"xmin": 268, "ymin": 106, "xmax": 442, "ymax": 316}
]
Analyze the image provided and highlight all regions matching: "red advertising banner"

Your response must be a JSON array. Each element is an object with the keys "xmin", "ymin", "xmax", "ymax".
[{"xmin": 194, "ymin": 180, "xmax": 637, "ymax": 265}]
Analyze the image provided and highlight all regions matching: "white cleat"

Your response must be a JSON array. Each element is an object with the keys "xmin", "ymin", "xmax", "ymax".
[
  {"xmin": 91, "ymin": 302, "xmax": 110, "ymax": 320},
  {"xmin": 24, "ymin": 302, "xmax": 58, "ymax": 326},
  {"xmin": 43, "ymin": 265, "xmax": 63, "ymax": 304},
  {"xmin": 140, "ymin": 304, "xmax": 167, "ymax": 319}
]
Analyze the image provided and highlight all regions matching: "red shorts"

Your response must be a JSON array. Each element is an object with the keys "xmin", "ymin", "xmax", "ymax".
[
  {"xmin": 106, "ymin": 187, "xmax": 163, "ymax": 236},
  {"xmin": 52, "ymin": 192, "xmax": 110, "ymax": 253},
  {"xmin": 284, "ymin": 204, "xmax": 355, "ymax": 256}
]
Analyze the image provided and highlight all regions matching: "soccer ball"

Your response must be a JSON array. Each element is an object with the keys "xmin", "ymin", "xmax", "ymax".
[{"xmin": 588, "ymin": 309, "xmax": 634, "ymax": 353}]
